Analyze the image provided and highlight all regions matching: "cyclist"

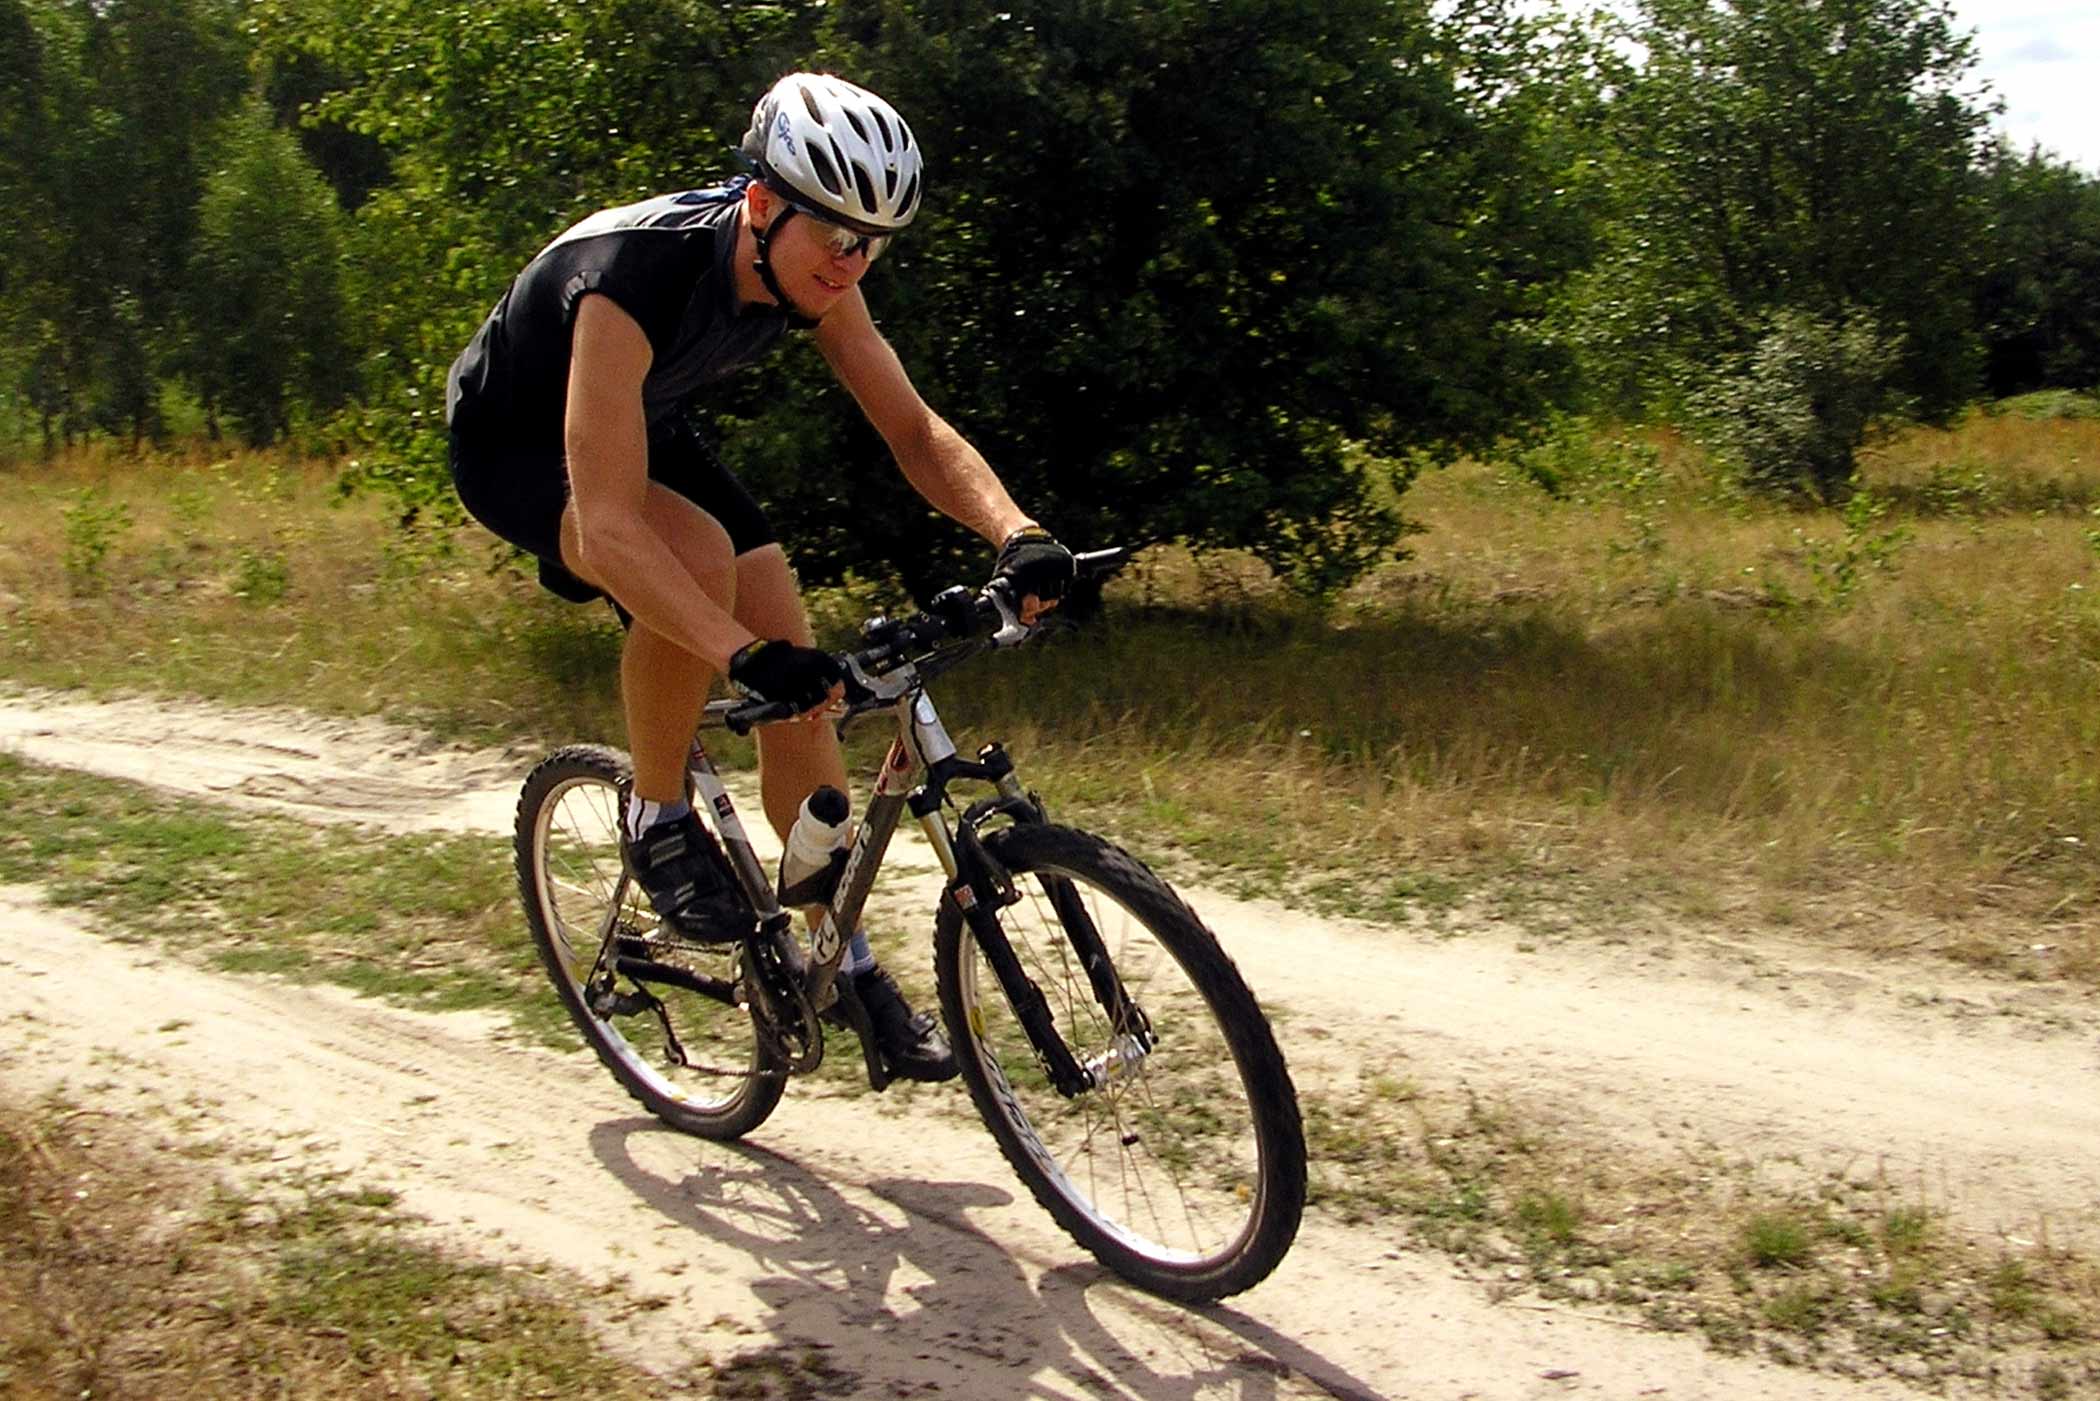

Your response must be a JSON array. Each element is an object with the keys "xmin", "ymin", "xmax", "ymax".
[{"xmin": 445, "ymin": 72, "xmax": 1075, "ymax": 1083}]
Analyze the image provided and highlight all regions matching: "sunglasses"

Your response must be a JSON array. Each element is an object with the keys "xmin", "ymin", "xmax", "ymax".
[{"xmin": 783, "ymin": 198, "xmax": 893, "ymax": 263}]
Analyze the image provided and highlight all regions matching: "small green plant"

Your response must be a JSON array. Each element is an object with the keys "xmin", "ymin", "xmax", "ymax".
[
  {"xmin": 60, "ymin": 487, "xmax": 133, "ymax": 594},
  {"xmin": 1881, "ymin": 1205, "xmax": 1933, "ymax": 1255},
  {"xmin": 1763, "ymin": 1283, "xmax": 1833, "ymax": 1333},
  {"xmin": 1870, "ymin": 1262, "xmax": 1926, "ymax": 1313},
  {"xmin": 1798, "ymin": 488, "xmax": 1914, "ymax": 608},
  {"xmin": 231, "ymin": 545, "xmax": 290, "ymax": 602},
  {"xmin": 1516, "ymin": 1190, "xmax": 1583, "ymax": 1249},
  {"xmin": 1987, "ymin": 1257, "xmax": 2040, "ymax": 1321},
  {"xmin": 1743, "ymin": 1211, "xmax": 1815, "ymax": 1268},
  {"xmin": 168, "ymin": 481, "xmax": 215, "ymax": 537}
]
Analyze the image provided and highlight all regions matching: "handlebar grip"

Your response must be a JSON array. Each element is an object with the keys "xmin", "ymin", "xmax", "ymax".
[
  {"xmin": 724, "ymin": 699, "xmax": 797, "ymax": 736},
  {"xmin": 1072, "ymin": 546, "xmax": 1131, "ymax": 578}
]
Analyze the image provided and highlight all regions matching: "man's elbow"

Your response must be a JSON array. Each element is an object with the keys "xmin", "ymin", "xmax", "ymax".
[
  {"xmin": 887, "ymin": 408, "xmax": 946, "ymax": 473},
  {"xmin": 571, "ymin": 511, "xmax": 640, "ymax": 586}
]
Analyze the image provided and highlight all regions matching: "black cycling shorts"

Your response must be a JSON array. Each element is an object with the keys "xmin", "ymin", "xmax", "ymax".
[{"xmin": 448, "ymin": 417, "xmax": 777, "ymax": 606}]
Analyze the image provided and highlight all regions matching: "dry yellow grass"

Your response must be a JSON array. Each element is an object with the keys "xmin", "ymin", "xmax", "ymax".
[{"xmin": 1, "ymin": 414, "xmax": 2095, "ymax": 983}]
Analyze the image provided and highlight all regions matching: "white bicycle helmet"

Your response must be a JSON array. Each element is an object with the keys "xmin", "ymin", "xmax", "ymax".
[{"xmin": 741, "ymin": 73, "xmax": 922, "ymax": 235}]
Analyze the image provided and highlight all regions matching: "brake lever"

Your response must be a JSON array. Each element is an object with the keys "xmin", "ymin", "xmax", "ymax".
[{"xmin": 983, "ymin": 581, "xmax": 1033, "ymax": 647}]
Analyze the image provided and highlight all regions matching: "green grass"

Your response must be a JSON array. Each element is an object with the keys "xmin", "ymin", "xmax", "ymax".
[
  {"xmin": 0, "ymin": 751, "xmax": 578, "ymax": 1045},
  {"xmin": 1744, "ymin": 1212, "xmax": 1816, "ymax": 1269},
  {"xmin": 1297, "ymin": 1073, "xmax": 2100, "ymax": 1381},
  {"xmin": 4, "ymin": 435, "xmax": 2100, "ymax": 1387}
]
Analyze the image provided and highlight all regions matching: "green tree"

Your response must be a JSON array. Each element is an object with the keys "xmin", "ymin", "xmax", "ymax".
[
  {"xmin": 0, "ymin": 0, "xmax": 248, "ymax": 450},
  {"xmin": 182, "ymin": 97, "xmax": 354, "ymax": 444},
  {"xmin": 1695, "ymin": 305, "xmax": 1909, "ymax": 500},
  {"xmin": 262, "ymin": 0, "xmax": 1589, "ymax": 593},
  {"xmin": 782, "ymin": 0, "xmax": 1590, "ymax": 596},
  {"xmin": 251, "ymin": 0, "xmax": 813, "ymax": 513},
  {"xmin": 76, "ymin": 0, "xmax": 249, "ymax": 441},
  {"xmin": 1567, "ymin": 0, "xmax": 1993, "ymax": 429},
  {"xmin": 1976, "ymin": 148, "xmax": 2100, "ymax": 396}
]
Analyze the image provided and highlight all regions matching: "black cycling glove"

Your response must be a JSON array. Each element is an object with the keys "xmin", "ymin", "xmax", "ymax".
[
  {"xmin": 727, "ymin": 639, "xmax": 845, "ymax": 714},
  {"xmin": 993, "ymin": 526, "xmax": 1075, "ymax": 607}
]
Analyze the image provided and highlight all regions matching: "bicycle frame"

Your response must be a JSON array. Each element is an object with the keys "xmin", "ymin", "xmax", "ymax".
[
  {"xmin": 686, "ymin": 658, "xmax": 1133, "ymax": 1097},
  {"xmin": 688, "ymin": 659, "xmax": 1008, "ymax": 977}
]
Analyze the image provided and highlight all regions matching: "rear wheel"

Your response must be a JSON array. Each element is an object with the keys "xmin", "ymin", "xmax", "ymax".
[
  {"xmin": 516, "ymin": 745, "xmax": 784, "ymax": 1139},
  {"xmin": 934, "ymin": 823, "xmax": 1305, "ymax": 1300}
]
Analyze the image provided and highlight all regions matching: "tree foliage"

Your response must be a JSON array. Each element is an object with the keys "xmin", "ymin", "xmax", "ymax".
[
  {"xmin": 183, "ymin": 98, "xmax": 353, "ymax": 444},
  {"xmin": 1976, "ymin": 149, "xmax": 2100, "ymax": 397},
  {"xmin": 256, "ymin": 0, "xmax": 1585, "ymax": 595},
  {"xmin": 1, "ymin": 0, "xmax": 248, "ymax": 448},
  {"xmin": 1566, "ymin": 0, "xmax": 1993, "ymax": 423},
  {"xmin": 1695, "ymin": 306, "xmax": 1909, "ymax": 501},
  {"xmin": 5, "ymin": 0, "xmax": 2093, "ymax": 568}
]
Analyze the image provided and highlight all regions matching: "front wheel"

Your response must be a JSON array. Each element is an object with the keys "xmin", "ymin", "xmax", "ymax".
[
  {"xmin": 516, "ymin": 745, "xmax": 785, "ymax": 1140},
  {"xmin": 935, "ymin": 824, "xmax": 1306, "ymax": 1300}
]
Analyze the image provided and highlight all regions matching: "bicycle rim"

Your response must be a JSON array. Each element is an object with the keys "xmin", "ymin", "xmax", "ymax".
[
  {"xmin": 523, "ymin": 752, "xmax": 780, "ymax": 1134},
  {"xmin": 941, "ymin": 827, "xmax": 1302, "ymax": 1298}
]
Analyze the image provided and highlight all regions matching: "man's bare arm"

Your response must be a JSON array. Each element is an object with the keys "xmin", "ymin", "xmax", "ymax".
[
  {"xmin": 565, "ymin": 294, "xmax": 757, "ymax": 669},
  {"xmin": 814, "ymin": 288, "xmax": 1036, "ymax": 546}
]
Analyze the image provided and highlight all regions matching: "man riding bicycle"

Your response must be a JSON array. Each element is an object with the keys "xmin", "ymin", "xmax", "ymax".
[{"xmin": 445, "ymin": 72, "xmax": 1075, "ymax": 1083}]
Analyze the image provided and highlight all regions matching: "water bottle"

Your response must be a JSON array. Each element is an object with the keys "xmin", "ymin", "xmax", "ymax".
[{"xmin": 778, "ymin": 784, "xmax": 851, "ymax": 906}]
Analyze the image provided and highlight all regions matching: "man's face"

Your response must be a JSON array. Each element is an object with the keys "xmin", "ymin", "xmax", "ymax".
[{"xmin": 755, "ymin": 189, "xmax": 883, "ymax": 318}]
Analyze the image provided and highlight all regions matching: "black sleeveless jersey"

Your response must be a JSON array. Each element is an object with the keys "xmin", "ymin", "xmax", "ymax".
[{"xmin": 444, "ymin": 178, "xmax": 792, "ymax": 448}]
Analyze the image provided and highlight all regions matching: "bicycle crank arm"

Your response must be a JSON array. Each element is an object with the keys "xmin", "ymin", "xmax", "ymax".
[{"xmin": 826, "ymin": 975, "xmax": 894, "ymax": 1093}]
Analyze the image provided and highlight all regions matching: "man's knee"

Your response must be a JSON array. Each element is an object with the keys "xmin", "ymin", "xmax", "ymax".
[{"xmin": 733, "ymin": 545, "xmax": 814, "ymax": 642}]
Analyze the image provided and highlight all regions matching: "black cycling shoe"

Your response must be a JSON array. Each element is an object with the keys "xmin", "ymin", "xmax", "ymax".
[
  {"xmin": 828, "ymin": 965, "xmax": 958, "ymax": 1083},
  {"xmin": 621, "ymin": 812, "xmax": 754, "ymax": 945}
]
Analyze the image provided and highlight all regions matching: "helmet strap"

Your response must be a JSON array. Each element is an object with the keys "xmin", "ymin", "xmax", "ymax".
[{"xmin": 749, "ymin": 203, "xmax": 821, "ymax": 330}]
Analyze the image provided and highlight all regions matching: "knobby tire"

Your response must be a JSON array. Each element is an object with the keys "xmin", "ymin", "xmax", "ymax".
[{"xmin": 934, "ymin": 823, "xmax": 1306, "ymax": 1301}]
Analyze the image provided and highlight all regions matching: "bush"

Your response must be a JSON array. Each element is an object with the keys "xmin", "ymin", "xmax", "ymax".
[
  {"xmin": 61, "ymin": 487, "xmax": 133, "ymax": 594},
  {"xmin": 1696, "ymin": 308, "xmax": 1910, "ymax": 502}
]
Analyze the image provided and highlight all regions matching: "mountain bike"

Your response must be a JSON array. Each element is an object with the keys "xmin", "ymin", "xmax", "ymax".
[{"xmin": 513, "ymin": 550, "xmax": 1306, "ymax": 1301}]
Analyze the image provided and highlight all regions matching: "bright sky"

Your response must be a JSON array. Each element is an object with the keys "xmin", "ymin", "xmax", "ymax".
[{"xmin": 1959, "ymin": 2, "xmax": 2100, "ymax": 172}]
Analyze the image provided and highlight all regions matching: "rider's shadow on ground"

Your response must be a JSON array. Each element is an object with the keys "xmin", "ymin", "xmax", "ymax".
[{"xmin": 587, "ymin": 1118, "xmax": 1378, "ymax": 1400}]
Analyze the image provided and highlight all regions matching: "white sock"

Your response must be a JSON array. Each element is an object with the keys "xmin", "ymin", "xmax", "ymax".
[{"xmin": 625, "ymin": 795, "xmax": 691, "ymax": 841}]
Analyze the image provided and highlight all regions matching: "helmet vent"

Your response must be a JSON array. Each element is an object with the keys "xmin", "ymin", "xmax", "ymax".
[
  {"xmin": 747, "ymin": 72, "xmax": 923, "ymax": 232},
  {"xmin": 807, "ymin": 143, "xmax": 845, "ymax": 198}
]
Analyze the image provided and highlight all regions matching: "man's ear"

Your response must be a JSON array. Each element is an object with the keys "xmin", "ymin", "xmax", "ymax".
[{"xmin": 745, "ymin": 181, "xmax": 777, "ymax": 231}]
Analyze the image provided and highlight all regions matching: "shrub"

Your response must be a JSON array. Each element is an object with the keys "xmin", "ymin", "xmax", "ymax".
[
  {"xmin": 1697, "ymin": 308, "xmax": 1911, "ymax": 503},
  {"xmin": 61, "ymin": 488, "xmax": 133, "ymax": 594}
]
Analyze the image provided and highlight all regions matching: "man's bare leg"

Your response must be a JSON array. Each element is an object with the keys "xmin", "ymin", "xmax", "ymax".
[
  {"xmin": 558, "ymin": 486, "xmax": 739, "ymax": 805},
  {"xmin": 731, "ymin": 544, "xmax": 849, "ymax": 843}
]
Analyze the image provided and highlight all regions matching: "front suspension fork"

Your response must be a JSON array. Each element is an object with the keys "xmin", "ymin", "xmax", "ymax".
[{"xmin": 927, "ymin": 763, "xmax": 1148, "ymax": 1099}]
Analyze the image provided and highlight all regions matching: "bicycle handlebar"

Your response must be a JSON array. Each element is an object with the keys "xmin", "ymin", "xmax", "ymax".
[{"xmin": 723, "ymin": 546, "xmax": 1130, "ymax": 735}]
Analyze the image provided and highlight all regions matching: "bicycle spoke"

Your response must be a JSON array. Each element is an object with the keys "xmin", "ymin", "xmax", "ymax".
[
  {"xmin": 520, "ymin": 750, "xmax": 782, "ymax": 1138},
  {"xmin": 942, "ymin": 829, "xmax": 1297, "ymax": 1294}
]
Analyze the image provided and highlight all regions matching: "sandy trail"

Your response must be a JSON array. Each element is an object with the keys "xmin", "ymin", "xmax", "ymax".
[{"xmin": 3, "ymin": 689, "xmax": 2095, "ymax": 1398}]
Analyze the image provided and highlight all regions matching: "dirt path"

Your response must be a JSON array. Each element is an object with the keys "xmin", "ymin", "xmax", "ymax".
[{"xmin": 3, "ymin": 689, "xmax": 2096, "ymax": 1399}]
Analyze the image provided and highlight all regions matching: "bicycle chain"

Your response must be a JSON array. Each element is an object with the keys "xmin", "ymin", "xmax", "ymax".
[{"xmin": 609, "ymin": 932, "xmax": 814, "ymax": 1082}]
